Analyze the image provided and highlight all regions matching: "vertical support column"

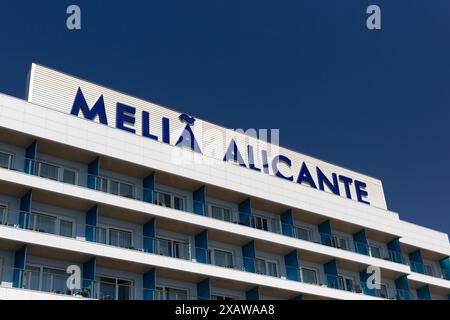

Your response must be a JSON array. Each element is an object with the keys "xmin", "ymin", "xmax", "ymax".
[
  {"xmin": 143, "ymin": 218, "xmax": 155, "ymax": 253},
  {"xmin": 87, "ymin": 157, "xmax": 100, "ymax": 190},
  {"xmin": 323, "ymin": 259, "xmax": 339, "ymax": 289},
  {"xmin": 143, "ymin": 268, "xmax": 156, "ymax": 300},
  {"xmin": 416, "ymin": 286, "xmax": 431, "ymax": 300},
  {"xmin": 246, "ymin": 287, "xmax": 260, "ymax": 300},
  {"xmin": 318, "ymin": 220, "xmax": 332, "ymax": 246},
  {"xmin": 284, "ymin": 250, "xmax": 301, "ymax": 281},
  {"xmin": 353, "ymin": 229, "xmax": 369, "ymax": 255},
  {"xmin": 242, "ymin": 241, "xmax": 256, "ymax": 273},
  {"xmin": 238, "ymin": 198, "xmax": 252, "ymax": 227},
  {"xmin": 387, "ymin": 238, "xmax": 403, "ymax": 264},
  {"xmin": 193, "ymin": 186, "xmax": 206, "ymax": 216},
  {"xmin": 83, "ymin": 257, "xmax": 96, "ymax": 298},
  {"xmin": 409, "ymin": 250, "xmax": 424, "ymax": 274},
  {"xmin": 280, "ymin": 209, "xmax": 294, "ymax": 237},
  {"xmin": 197, "ymin": 278, "xmax": 211, "ymax": 300},
  {"xmin": 143, "ymin": 172, "xmax": 155, "ymax": 203},
  {"xmin": 19, "ymin": 190, "xmax": 32, "ymax": 229},
  {"xmin": 195, "ymin": 230, "xmax": 208, "ymax": 264},
  {"xmin": 85, "ymin": 205, "xmax": 98, "ymax": 242},
  {"xmin": 359, "ymin": 269, "xmax": 375, "ymax": 296},
  {"xmin": 24, "ymin": 140, "xmax": 37, "ymax": 174},
  {"xmin": 395, "ymin": 275, "xmax": 410, "ymax": 300},
  {"xmin": 13, "ymin": 245, "xmax": 27, "ymax": 288},
  {"xmin": 439, "ymin": 257, "xmax": 450, "ymax": 280}
]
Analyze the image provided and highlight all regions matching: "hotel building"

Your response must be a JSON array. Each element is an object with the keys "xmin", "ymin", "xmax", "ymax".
[{"xmin": 0, "ymin": 64, "xmax": 448, "ymax": 300}]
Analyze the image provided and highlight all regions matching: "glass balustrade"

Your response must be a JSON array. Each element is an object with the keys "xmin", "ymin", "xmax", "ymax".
[
  {"xmin": 0, "ymin": 156, "xmax": 443, "ymax": 273},
  {"xmin": 1, "ymin": 264, "xmax": 420, "ymax": 300}
]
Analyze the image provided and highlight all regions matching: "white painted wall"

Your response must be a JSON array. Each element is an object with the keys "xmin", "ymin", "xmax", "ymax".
[{"xmin": 1, "ymin": 92, "xmax": 447, "ymax": 255}]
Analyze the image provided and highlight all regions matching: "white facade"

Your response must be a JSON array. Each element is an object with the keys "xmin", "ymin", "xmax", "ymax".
[{"xmin": 0, "ymin": 64, "xmax": 448, "ymax": 300}]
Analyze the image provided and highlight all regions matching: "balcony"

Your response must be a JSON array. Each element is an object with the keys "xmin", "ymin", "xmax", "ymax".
[
  {"xmin": 0, "ymin": 208, "xmax": 396, "ymax": 300},
  {"xmin": 324, "ymin": 274, "xmax": 416, "ymax": 300},
  {"xmin": 1, "ymin": 265, "xmax": 200, "ymax": 300},
  {"xmin": 409, "ymin": 261, "xmax": 450, "ymax": 280},
  {"xmin": 0, "ymin": 154, "xmax": 444, "ymax": 275}
]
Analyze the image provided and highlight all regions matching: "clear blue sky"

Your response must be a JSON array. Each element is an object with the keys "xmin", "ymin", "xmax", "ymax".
[{"xmin": 0, "ymin": 1, "xmax": 449, "ymax": 234}]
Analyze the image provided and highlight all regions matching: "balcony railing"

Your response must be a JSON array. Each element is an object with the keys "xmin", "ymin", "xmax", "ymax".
[
  {"xmin": 2, "ymin": 266, "xmax": 202, "ymax": 300},
  {"xmin": 0, "ymin": 209, "xmax": 440, "ymax": 300},
  {"xmin": 1, "ymin": 156, "xmax": 446, "ymax": 276},
  {"xmin": 281, "ymin": 223, "xmax": 409, "ymax": 265},
  {"xmin": 409, "ymin": 261, "xmax": 450, "ymax": 280},
  {"xmin": 1, "ymin": 264, "xmax": 422, "ymax": 300},
  {"xmin": 324, "ymin": 274, "xmax": 419, "ymax": 300}
]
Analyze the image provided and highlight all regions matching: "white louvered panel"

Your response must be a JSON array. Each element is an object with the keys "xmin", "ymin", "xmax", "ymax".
[{"xmin": 27, "ymin": 64, "xmax": 387, "ymax": 210}]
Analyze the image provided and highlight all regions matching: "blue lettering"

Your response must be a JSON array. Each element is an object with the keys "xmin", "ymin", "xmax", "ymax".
[
  {"xmin": 175, "ymin": 125, "xmax": 202, "ymax": 154},
  {"xmin": 317, "ymin": 167, "xmax": 340, "ymax": 195},
  {"xmin": 223, "ymin": 139, "xmax": 246, "ymax": 167},
  {"xmin": 271, "ymin": 155, "xmax": 293, "ymax": 181},
  {"xmin": 260, "ymin": 150, "xmax": 270, "ymax": 174},
  {"xmin": 247, "ymin": 145, "xmax": 261, "ymax": 172},
  {"xmin": 70, "ymin": 87, "xmax": 108, "ymax": 125},
  {"xmin": 141, "ymin": 111, "xmax": 158, "ymax": 141},
  {"xmin": 339, "ymin": 175, "xmax": 353, "ymax": 199},
  {"xmin": 116, "ymin": 103, "xmax": 136, "ymax": 134},
  {"xmin": 297, "ymin": 162, "xmax": 317, "ymax": 188},
  {"xmin": 162, "ymin": 117, "xmax": 170, "ymax": 144},
  {"xmin": 355, "ymin": 180, "xmax": 370, "ymax": 205}
]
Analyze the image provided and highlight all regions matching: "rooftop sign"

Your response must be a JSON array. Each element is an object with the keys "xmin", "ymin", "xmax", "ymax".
[{"xmin": 27, "ymin": 64, "xmax": 387, "ymax": 209}]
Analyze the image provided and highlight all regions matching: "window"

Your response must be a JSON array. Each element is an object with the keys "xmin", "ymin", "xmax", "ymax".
[
  {"xmin": 95, "ymin": 226, "xmax": 133, "ymax": 249},
  {"xmin": 379, "ymin": 284, "xmax": 389, "ymax": 299},
  {"xmin": 0, "ymin": 205, "xmax": 6, "ymax": 225},
  {"xmin": 301, "ymin": 267, "xmax": 318, "ymax": 284},
  {"xmin": 210, "ymin": 249, "xmax": 234, "ymax": 268},
  {"xmin": 95, "ymin": 227, "xmax": 107, "ymax": 244},
  {"xmin": 109, "ymin": 228, "xmax": 133, "ymax": 248},
  {"xmin": 156, "ymin": 286, "xmax": 188, "ymax": 300},
  {"xmin": 23, "ymin": 265, "xmax": 42, "ymax": 291},
  {"xmin": 267, "ymin": 261, "xmax": 278, "ymax": 277},
  {"xmin": 294, "ymin": 226, "xmax": 312, "ymax": 242},
  {"xmin": 423, "ymin": 264, "xmax": 434, "ymax": 277},
  {"xmin": 29, "ymin": 212, "xmax": 57, "ymax": 234},
  {"xmin": 98, "ymin": 177, "xmax": 134, "ymax": 199},
  {"xmin": 209, "ymin": 205, "xmax": 232, "ymax": 222},
  {"xmin": 255, "ymin": 258, "xmax": 278, "ymax": 277},
  {"xmin": 38, "ymin": 162, "xmax": 59, "ymax": 180},
  {"xmin": 23, "ymin": 265, "xmax": 69, "ymax": 295},
  {"xmin": 119, "ymin": 183, "xmax": 134, "ymax": 199},
  {"xmin": 42, "ymin": 267, "xmax": 68, "ymax": 294},
  {"xmin": 59, "ymin": 220, "xmax": 73, "ymax": 238},
  {"xmin": 28, "ymin": 212, "xmax": 74, "ymax": 237},
  {"xmin": 157, "ymin": 192, "xmax": 172, "ymax": 207},
  {"xmin": 338, "ymin": 275, "xmax": 355, "ymax": 292},
  {"xmin": 155, "ymin": 191, "xmax": 185, "ymax": 211},
  {"xmin": 36, "ymin": 161, "xmax": 77, "ymax": 185},
  {"xmin": 212, "ymin": 294, "xmax": 238, "ymax": 300},
  {"xmin": 369, "ymin": 244, "xmax": 382, "ymax": 259},
  {"xmin": 332, "ymin": 235, "xmax": 349, "ymax": 251},
  {"xmin": 62, "ymin": 168, "xmax": 76, "ymax": 184},
  {"xmin": 255, "ymin": 258, "xmax": 266, "ymax": 275},
  {"xmin": 253, "ymin": 215, "xmax": 269, "ymax": 231},
  {"xmin": 156, "ymin": 237, "xmax": 189, "ymax": 259},
  {"xmin": 96, "ymin": 276, "xmax": 133, "ymax": 300},
  {"xmin": 173, "ymin": 196, "xmax": 184, "ymax": 210},
  {"xmin": 0, "ymin": 151, "xmax": 13, "ymax": 169},
  {"xmin": 110, "ymin": 180, "xmax": 120, "ymax": 195}
]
